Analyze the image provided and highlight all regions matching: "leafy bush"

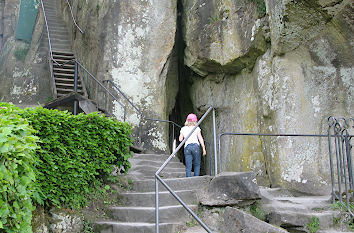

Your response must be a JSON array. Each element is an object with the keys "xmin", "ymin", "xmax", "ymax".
[
  {"xmin": 0, "ymin": 103, "xmax": 39, "ymax": 232},
  {"xmin": 19, "ymin": 107, "xmax": 133, "ymax": 209}
]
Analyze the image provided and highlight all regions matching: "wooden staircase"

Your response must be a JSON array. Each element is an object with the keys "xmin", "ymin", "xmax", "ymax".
[
  {"xmin": 52, "ymin": 51, "xmax": 86, "ymax": 98},
  {"xmin": 42, "ymin": 0, "xmax": 92, "ymax": 112}
]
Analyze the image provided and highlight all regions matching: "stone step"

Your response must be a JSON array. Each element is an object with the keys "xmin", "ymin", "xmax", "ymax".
[
  {"xmin": 318, "ymin": 230, "xmax": 354, "ymax": 233},
  {"xmin": 120, "ymin": 190, "xmax": 197, "ymax": 207},
  {"xmin": 130, "ymin": 158, "xmax": 185, "ymax": 169},
  {"xmin": 269, "ymin": 210, "xmax": 341, "ymax": 230},
  {"xmin": 107, "ymin": 205, "xmax": 198, "ymax": 223},
  {"xmin": 132, "ymin": 176, "xmax": 211, "ymax": 192},
  {"xmin": 132, "ymin": 153, "xmax": 180, "ymax": 163},
  {"xmin": 128, "ymin": 171, "xmax": 186, "ymax": 180},
  {"xmin": 94, "ymin": 221, "xmax": 177, "ymax": 233},
  {"xmin": 129, "ymin": 165, "xmax": 185, "ymax": 173}
]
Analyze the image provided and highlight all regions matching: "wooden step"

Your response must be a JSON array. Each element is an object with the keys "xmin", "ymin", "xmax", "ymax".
[
  {"xmin": 56, "ymin": 88, "xmax": 84, "ymax": 93},
  {"xmin": 53, "ymin": 68, "xmax": 75, "ymax": 73},
  {"xmin": 54, "ymin": 72, "xmax": 75, "ymax": 78},
  {"xmin": 53, "ymin": 53, "xmax": 75, "ymax": 60},
  {"xmin": 52, "ymin": 59, "xmax": 75, "ymax": 65},
  {"xmin": 53, "ymin": 64, "xmax": 75, "ymax": 69},
  {"xmin": 56, "ymin": 83, "xmax": 82, "ymax": 88},
  {"xmin": 52, "ymin": 51, "xmax": 74, "ymax": 56}
]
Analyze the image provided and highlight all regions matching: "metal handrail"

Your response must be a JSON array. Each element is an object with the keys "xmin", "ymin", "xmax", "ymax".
[
  {"xmin": 217, "ymin": 132, "xmax": 354, "ymax": 163},
  {"xmin": 103, "ymin": 79, "xmax": 183, "ymax": 149},
  {"xmin": 155, "ymin": 106, "xmax": 216, "ymax": 233},
  {"xmin": 75, "ymin": 60, "xmax": 126, "ymax": 115},
  {"xmin": 103, "ymin": 80, "xmax": 182, "ymax": 128},
  {"xmin": 64, "ymin": 0, "xmax": 84, "ymax": 34},
  {"xmin": 218, "ymin": 126, "xmax": 353, "ymax": 217}
]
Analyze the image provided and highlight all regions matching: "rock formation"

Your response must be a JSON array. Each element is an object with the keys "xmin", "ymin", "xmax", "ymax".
[{"xmin": 0, "ymin": 0, "xmax": 353, "ymax": 194}]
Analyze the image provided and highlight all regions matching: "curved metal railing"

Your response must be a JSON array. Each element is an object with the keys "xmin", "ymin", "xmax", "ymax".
[
  {"xmin": 103, "ymin": 79, "xmax": 183, "ymax": 149},
  {"xmin": 327, "ymin": 116, "xmax": 353, "ymax": 217},
  {"xmin": 155, "ymin": 106, "xmax": 217, "ymax": 233},
  {"xmin": 64, "ymin": 0, "xmax": 84, "ymax": 34}
]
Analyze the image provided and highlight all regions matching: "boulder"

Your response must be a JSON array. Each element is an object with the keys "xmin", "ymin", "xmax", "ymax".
[
  {"xmin": 198, "ymin": 172, "xmax": 260, "ymax": 206},
  {"xmin": 220, "ymin": 206, "xmax": 288, "ymax": 233},
  {"xmin": 49, "ymin": 208, "xmax": 83, "ymax": 233},
  {"xmin": 182, "ymin": 0, "xmax": 267, "ymax": 76}
]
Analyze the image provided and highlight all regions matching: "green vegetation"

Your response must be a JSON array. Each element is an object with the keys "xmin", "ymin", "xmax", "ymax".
[
  {"xmin": 0, "ymin": 103, "xmax": 39, "ymax": 232},
  {"xmin": 250, "ymin": 200, "xmax": 266, "ymax": 221},
  {"xmin": 331, "ymin": 201, "xmax": 354, "ymax": 231},
  {"xmin": 14, "ymin": 46, "xmax": 29, "ymax": 62},
  {"xmin": 306, "ymin": 216, "xmax": 320, "ymax": 233},
  {"xmin": 252, "ymin": 0, "xmax": 266, "ymax": 17},
  {"xmin": 0, "ymin": 102, "xmax": 133, "ymax": 232},
  {"xmin": 208, "ymin": 15, "xmax": 220, "ymax": 25},
  {"xmin": 186, "ymin": 219, "xmax": 198, "ymax": 227},
  {"xmin": 332, "ymin": 201, "xmax": 354, "ymax": 212}
]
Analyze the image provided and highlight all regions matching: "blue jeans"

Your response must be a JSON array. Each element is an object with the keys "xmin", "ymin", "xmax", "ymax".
[{"xmin": 184, "ymin": 143, "xmax": 201, "ymax": 177}]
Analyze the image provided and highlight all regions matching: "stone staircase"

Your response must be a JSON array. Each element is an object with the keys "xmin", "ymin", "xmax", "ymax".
[
  {"xmin": 94, "ymin": 153, "xmax": 212, "ymax": 233},
  {"xmin": 260, "ymin": 187, "xmax": 352, "ymax": 233}
]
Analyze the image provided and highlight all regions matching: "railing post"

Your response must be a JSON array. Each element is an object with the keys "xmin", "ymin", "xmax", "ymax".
[
  {"xmin": 103, "ymin": 81, "xmax": 108, "ymax": 112},
  {"xmin": 155, "ymin": 178, "xmax": 159, "ymax": 233},
  {"xmin": 172, "ymin": 124, "xmax": 175, "ymax": 153},
  {"xmin": 212, "ymin": 108, "xmax": 217, "ymax": 175},
  {"xmin": 73, "ymin": 60, "xmax": 78, "ymax": 115},
  {"xmin": 327, "ymin": 121, "xmax": 336, "ymax": 203}
]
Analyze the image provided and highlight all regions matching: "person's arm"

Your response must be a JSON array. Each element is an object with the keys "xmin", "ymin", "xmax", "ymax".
[
  {"xmin": 179, "ymin": 131, "xmax": 184, "ymax": 142},
  {"xmin": 197, "ymin": 130, "xmax": 206, "ymax": 156}
]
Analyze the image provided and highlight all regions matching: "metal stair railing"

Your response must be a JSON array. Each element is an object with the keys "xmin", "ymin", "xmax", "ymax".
[
  {"xmin": 74, "ymin": 60, "xmax": 125, "ymax": 116},
  {"xmin": 64, "ymin": 0, "xmax": 84, "ymax": 34},
  {"xmin": 103, "ymin": 79, "xmax": 183, "ymax": 150},
  {"xmin": 217, "ymin": 117, "xmax": 354, "ymax": 217},
  {"xmin": 327, "ymin": 116, "xmax": 353, "ymax": 217},
  {"xmin": 155, "ymin": 106, "xmax": 217, "ymax": 233}
]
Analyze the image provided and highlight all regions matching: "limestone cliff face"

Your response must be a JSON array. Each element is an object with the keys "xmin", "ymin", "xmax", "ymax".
[
  {"xmin": 60, "ymin": 0, "xmax": 178, "ymax": 153},
  {"xmin": 183, "ymin": 0, "xmax": 353, "ymax": 194},
  {"xmin": 182, "ymin": 0, "xmax": 267, "ymax": 76},
  {"xmin": 0, "ymin": 0, "xmax": 51, "ymax": 107}
]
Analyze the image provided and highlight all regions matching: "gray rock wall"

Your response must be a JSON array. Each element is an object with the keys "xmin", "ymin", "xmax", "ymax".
[
  {"xmin": 0, "ymin": 0, "xmax": 51, "ymax": 107},
  {"xmin": 183, "ymin": 0, "xmax": 353, "ymax": 194},
  {"xmin": 61, "ymin": 0, "xmax": 178, "ymax": 153},
  {"xmin": 1, "ymin": 0, "xmax": 353, "ymax": 194}
]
